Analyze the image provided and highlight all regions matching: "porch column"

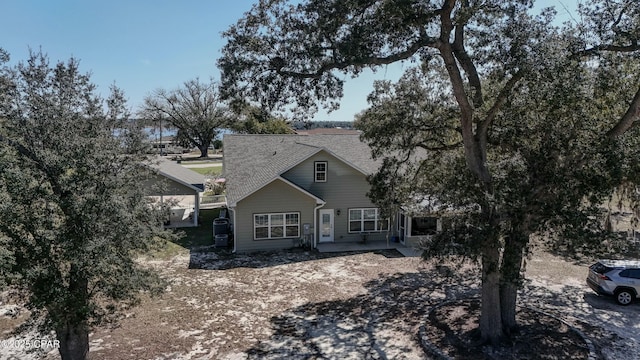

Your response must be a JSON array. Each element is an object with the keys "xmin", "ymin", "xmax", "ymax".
[{"xmin": 194, "ymin": 192, "xmax": 200, "ymax": 226}]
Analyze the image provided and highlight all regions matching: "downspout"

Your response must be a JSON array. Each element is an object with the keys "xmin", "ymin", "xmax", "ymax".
[
  {"xmin": 194, "ymin": 191, "xmax": 200, "ymax": 227},
  {"xmin": 313, "ymin": 202, "xmax": 326, "ymax": 249}
]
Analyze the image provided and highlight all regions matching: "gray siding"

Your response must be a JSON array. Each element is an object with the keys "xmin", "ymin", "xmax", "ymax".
[
  {"xmin": 282, "ymin": 151, "xmax": 387, "ymax": 243},
  {"xmin": 144, "ymin": 174, "xmax": 198, "ymax": 196},
  {"xmin": 234, "ymin": 178, "xmax": 316, "ymax": 252}
]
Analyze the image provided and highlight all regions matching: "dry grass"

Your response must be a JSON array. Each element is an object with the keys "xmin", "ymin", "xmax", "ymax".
[{"xmin": 2, "ymin": 249, "xmax": 639, "ymax": 360}]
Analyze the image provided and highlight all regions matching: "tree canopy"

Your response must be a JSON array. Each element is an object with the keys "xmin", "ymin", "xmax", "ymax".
[
  {"xmin": 228, "ymin": 100, "xmax": 295, "ymax": 134},
  {"xmin": 0, "ymin": 50, "xmax": 174, "ymax": 360},
  {"xmin": 141, "ymin": 78, "xmax": 231, "ymax": 157},
  {"xmin": 220, "ymin": 0, "xmax": 640, "ymax": 343}
]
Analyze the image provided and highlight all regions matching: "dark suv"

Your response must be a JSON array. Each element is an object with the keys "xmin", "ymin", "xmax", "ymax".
[{"xmin": 587, "ymin": 260, "xmax": 640, "ymax": 305}]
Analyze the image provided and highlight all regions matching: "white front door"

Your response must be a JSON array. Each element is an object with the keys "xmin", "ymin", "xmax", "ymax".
[{"xmin": 319, "ymin": 209, "xmax": 334, "ymax": 243}]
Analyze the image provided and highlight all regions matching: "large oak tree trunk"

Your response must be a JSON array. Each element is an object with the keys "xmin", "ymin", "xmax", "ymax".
[
  {"xmin": 198, "ymin": 144, "xmax": 209, "ymax": 158},
  {"xmin": 499, "ymin": 254, "xmax": 521, "ymax": 333},
  {"xmin": 54, "ymin": 265, "xmax": 90, "ymax": 360},
  {"xmin": 479, "ymin": 240, "xmax": 504, "ymax": 344},
  {"xmin": 499, "ymin": 278, "xmax": 519, "ymax": 333},
  {"xmin": 500, "ymin": 223, "xmax": 530, "ymax": 334},
  {"xmin": 56, "ymin": 323, "xmax": 89, "ymax": 360}
]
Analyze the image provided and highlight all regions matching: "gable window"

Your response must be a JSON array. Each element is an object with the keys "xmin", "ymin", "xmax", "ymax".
[
  {"xmin": 349, "ymin": 208, "xmax": 388, "ymax": 232},
  {"xmin": 314, "ymin": 161, "xmax": 327, "ymax": 182},
  {"xmin": 254, "ymin": 212, "xmax": 300, "ymax": 240}
]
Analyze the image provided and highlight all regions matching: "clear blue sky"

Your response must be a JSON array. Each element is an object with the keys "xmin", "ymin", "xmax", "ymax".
[{"xmin": 3, "ymin": 0, "xmax": 578, "ymax": 122}]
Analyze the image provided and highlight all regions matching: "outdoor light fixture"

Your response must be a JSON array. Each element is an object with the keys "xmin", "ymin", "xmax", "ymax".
[{"xmin": 337, "ymin": 209, "xmax": 341, "ymax": 216}]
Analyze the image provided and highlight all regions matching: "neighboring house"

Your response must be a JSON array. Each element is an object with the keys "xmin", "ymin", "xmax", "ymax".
[
  {"xmin": 149, "ymin": 135, "xmax": 193, "ymax": 155},
  {"xmin": 224, "ymin": 134, "xmax": 431, "ymax": 252},
  {"xmin": 150, "ymin": 135, "xmax": 176, "ymax": 148},
  {"xmin": 146, "ymin": 157, "xmax": 205, "ymax": 227}
]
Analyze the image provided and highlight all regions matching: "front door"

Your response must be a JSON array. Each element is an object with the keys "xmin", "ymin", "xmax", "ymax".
[{"xmin": 319, "ymin": 209, "xmax": 334, "ymax": 243}]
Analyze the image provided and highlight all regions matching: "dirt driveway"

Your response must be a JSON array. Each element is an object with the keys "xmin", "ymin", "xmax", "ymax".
[{"xmin": 1, "ymin": 248, "xmax": 638, "ymax": 359}]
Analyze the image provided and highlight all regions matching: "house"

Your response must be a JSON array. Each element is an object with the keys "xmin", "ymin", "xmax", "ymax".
[
  {"xmin": 224, "ymin": 134, "xmax": 440, "ymax": 253},
  {"xmin": 146, "ymin": 157, "xmax": 205, "ymax": 227},
  {"xmin": 148, "ymin": 135, "xmax": 193, "ymax": 155}
]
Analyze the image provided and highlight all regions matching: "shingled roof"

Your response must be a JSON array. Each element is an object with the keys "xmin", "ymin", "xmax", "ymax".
[
  {"xmin": 149, "ymin": 156, "xmax": 206, "ymax": 192},
  {"xmin": 223, "ymin": 134, "xmax": 380, "ymax": 206}
]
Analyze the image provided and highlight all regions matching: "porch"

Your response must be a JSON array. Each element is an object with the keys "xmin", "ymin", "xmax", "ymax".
[{"xmin": 316, "ymin": 240, "xmax": 422, "ymax": 257}]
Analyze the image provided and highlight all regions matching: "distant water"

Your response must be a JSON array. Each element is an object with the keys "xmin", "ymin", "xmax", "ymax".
[
  {"xmin": 145, "ymin": 126, "xmax": 177, "ymax": 138},
  {"xmin": 144, "ymin": 126, "xmax": 232, "ymax": 140}
]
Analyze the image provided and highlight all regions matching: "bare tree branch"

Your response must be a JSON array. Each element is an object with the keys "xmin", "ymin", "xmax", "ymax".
[
  {"xmin": 479, "ymin": 69, "xmax": 525, "ymax": 137},
  {"xmin": 607, "ymin": 86, "xmax": 640, "ymax": 138},
  {"xmin": 578, "ymin": 42, "xmax": 640, "ymax": 57},
  {"xmin": 452, "ymin": 13, "xmax": 483, "ymax": 107},
  {"xmin": 274, "ymin": 36, "xmax": 440, "ymax": 79}
]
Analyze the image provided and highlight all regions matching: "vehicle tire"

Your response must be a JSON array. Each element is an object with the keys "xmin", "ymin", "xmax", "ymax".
[{"xmin": 615, "ymin": 289, "xmax": 634, "ymax": 306}]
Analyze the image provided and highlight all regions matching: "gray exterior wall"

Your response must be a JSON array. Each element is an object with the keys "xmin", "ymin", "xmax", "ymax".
[
  {"xmin": 234, "ymin": 178, "xmax": 316, "ymax": 252},
  {"xmin": 144, "ymin": 174, "xmax": 198, "ymax": 196},
  {"xmin": 282, "ymin": 151, "xmax": 387, "ymax": 243}
]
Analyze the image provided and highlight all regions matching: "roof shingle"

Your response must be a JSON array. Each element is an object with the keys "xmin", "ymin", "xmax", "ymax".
[
  {"xmin": 149, "ymin": 157, "xmax": 206, "ymax": 191},
  {"xmin": 223, "ymin": 134, "xmax": 379, "ymax": 205}
]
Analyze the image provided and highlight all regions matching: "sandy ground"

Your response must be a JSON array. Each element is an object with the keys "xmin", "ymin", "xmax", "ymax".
[
  {"xmin": 1, "ymin": 249, "xmax": 638, "ymax": 360},
  {"xmin": 523, "ymin": 252, "xmax": 640, "ymax": 360}
]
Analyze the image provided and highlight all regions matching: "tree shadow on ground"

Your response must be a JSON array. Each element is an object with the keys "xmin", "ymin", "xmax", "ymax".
[
  {"xmin": 188, "ymin": 247, "xmax": 406, "ymax": 270},
  {"xmin": 245, "ymin": 266, "xmax": 480, "ymax": 359},
  {"xmin": 242, "ymin": 267, "xmax": 638, "ymax": 359},
  {"xmin": 519, "ymin": 281, "xmax": 640, "ymax": 359}
]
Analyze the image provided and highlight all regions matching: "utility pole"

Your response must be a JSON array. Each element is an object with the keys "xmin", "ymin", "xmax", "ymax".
[{"xmin": 159, "ymin": 114, "xmax": 163, "ymax": 156}]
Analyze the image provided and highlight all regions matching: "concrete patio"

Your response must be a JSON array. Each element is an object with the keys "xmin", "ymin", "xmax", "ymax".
[{"xmin": 316, "ymin": 240, "xmax": 422, "ymax": 257}]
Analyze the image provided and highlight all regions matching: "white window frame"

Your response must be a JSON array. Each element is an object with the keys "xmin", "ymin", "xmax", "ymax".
[
  {"xmin": 254, "ymin": 212, "xmax": 300, "ymax": 240},
  {"xmin": 348, "ymin": 208, "xmax": 388, "ymax": 233},
  {"xmin": 314, "ymin": 161, "xmax": 327, "ymax": 182},
  {"xmin": 397, "ymin": 212, "xmax": 406, "ymax": 240}
]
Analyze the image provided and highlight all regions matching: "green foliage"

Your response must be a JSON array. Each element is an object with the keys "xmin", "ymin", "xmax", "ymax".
[
  {"xmin": 0, "ymin": 50, "xmax": 175, "ymax": 336},
  {"xmin": 220, "ymin": 0, "xmax": 539, "ymax": 119},
  {"xmin": 292, "ymin": 120, "xmax": 354, "ymax": 130},
  {"xmin": 140, "ymin": 78, "xmax": 231, "ymax": 157},
  {"xmin": 234, "ymin": 117, "xmax": 294, "ymax": 134},
  {"xmin": 357, "ymin": 32, "xmax": 639, "ymax": 259},
  {"xmin": 229, "ymin": 101, "xmax": 295, "ymax": 134},
  {"xmin": 177, "ymin": 209, "xmax": 222, "ymax": 249},
  {"xmin": 221, "ymin": 0, "xmax": 640, "ymax": 341}
]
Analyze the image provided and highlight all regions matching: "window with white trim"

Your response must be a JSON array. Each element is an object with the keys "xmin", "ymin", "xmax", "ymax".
[
  {"xmin": 314, "ymin": 161, "xmax": 327, "ymax": 182},
  {"xmin": 348, "ymin": 208, "xmax": 388, "ymax": 232},
  {"xmin": 254, "ymin": 212, "xmax": 300, "ymax": 240}
]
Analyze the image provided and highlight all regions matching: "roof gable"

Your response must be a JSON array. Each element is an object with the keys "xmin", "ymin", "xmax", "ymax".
[
  {"xmin": 229, "ymin": 176, "xmax": 326, "ymax": 207},
  {"xmin": 223, "ymin": 134, "xmax": 379, "ymax": 205}
]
